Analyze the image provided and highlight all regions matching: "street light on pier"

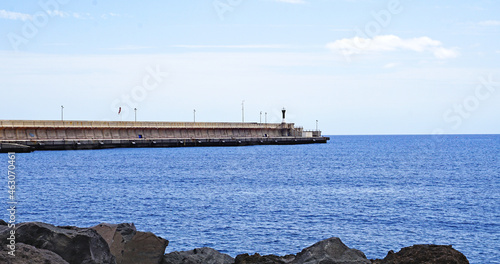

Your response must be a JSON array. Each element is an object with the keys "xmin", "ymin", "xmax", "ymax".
[
  {"xmin": 260, "ymin": 111, "xmax": 262, "ymax": 123},
  {"xmin": 265, "ymin": 112, "xmax": 267, "ymax": 124},
  {"xmin": 61, "ymin": 105, "xmax": 64, "ymax": 121},
  {"xmin": 134, "ymin": 108, "xmax": 137, "ymax": 122},
  {"xmin": 241, "ymin": 100, "xmax": 245, "ymax": 122},
  {"xmin": 193, "ymin": 109, "xmax": 196, "ymax": 123},
  {"xmin": 316, "ymin": 120, "xmax": 319, "ymax": 131}
]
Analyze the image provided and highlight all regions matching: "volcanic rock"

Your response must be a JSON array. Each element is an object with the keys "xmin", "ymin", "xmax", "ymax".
[
  {"xmin": 0, "ymin": 220, "xmax": 472, "ymax": 264},
  {"xmin": 291, "ymin": 237, "xmax": 371, "ymax": 264},
  {"xmin": 92, "ymin": 222, "xmax": 169, "ymax": 264},
  {"xmin": 0, "ymin": 224, "xmax": 10, "ymax": 241},
  {"xmin": 371, "ymin": 244, "xmax": 469, "ymax": 264},
  {"xmin": 15, "ymin": 222, "xmax": 116, "ymax": 264},
  {"xmin": 163, "ymin": 247, "xmax": 234, "ymax": 264},
  {"xmin": 235, "ymin": 253, "xmax": 296, "ymax": 264},
  {"xmin": 0, "ymin": 243, "xmax": 69, "ymax": 264}
]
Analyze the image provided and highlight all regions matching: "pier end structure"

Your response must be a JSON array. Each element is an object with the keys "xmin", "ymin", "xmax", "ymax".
[{"xmin": 0, "ymin": 120, "xmax": 329, "ymax": 152}]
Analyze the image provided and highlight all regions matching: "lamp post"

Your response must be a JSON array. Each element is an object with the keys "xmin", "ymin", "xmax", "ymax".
[
  {"xmin": 193, "ymin": 109, "xmax": 196, "ymax": 123},
  {"xmin": 134, "ymin": 108, "xmax": 137, "ymax": 122},
  {"xmin": 260, "ymin": 111, "xmax": 262, "ymax": 123},
  {"xmin": 241, "ymin": 100, "xmax": 245, "ymax": 122},
  {"xmin": 316, "ymin": 120, "xmax": 319, "ymax": 131},
  {"xmin": 61, "ymin": 105, "xmax": 64, "ymax": 121},
  {"xmin": 265, "ymin": 112, "xmax": 267, "ymax": 124}
]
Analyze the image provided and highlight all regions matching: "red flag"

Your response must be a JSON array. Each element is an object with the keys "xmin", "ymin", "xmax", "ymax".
[{"xmin": 118, "ymin": 107, "xmax": 121, "ymax": 114}]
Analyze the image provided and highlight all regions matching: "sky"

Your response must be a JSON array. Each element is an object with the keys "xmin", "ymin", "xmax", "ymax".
[{"xmin": 0, "ymin": 0, "xmax": 499, "ymax": 135}]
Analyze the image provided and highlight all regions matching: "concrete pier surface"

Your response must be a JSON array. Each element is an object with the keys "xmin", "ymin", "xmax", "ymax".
[{"xmin": 0, "ymin": 120, "xmax": 329, "ymax": 153}]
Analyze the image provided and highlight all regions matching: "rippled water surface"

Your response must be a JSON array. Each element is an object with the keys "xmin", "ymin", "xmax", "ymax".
[{"xmin": 5, "ymin": 135, "xmax": 499, "ymax": 263}]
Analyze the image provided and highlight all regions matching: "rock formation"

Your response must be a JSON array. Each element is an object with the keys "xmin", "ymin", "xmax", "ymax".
[
  {"xmin": 163, "ymin": 247, "xmax": 234, "ymax": 264},
  {"xmin": 371, "ymin": 244, "xmax": 469, "ymax": 264},
  {"xmin": 234, "ymin": 237, "xmax": 370, "ymax": 264},
  {"xmin": 92, "ymin": 223, "xmax": 169, "ymax": 264},
  {"xmin": 0, "ymin": 220, "xmax": 470, "ymax": 264},
  {"xmin": 0, "ymin": 243, "xmax": 70, "ymax": 264},
  {"xmin": 291, "ymin": 237, "xmax": 371, "ymax": 264},
  {"xmin": 15, "ymin": 222, "xmax": 116, "ymax": 264},
  {"xmin": 235, "ymin": 253, "xmax": 296, "ymax": 264}
]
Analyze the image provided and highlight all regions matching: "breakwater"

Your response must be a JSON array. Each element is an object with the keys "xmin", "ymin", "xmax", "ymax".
[
  {"xmin": 0, "ymin": 120, "xmax": 329, "ymax": 152},
  {"xmin": 0, "ymin": 221, "xmax": 470, "ymax": 264}
]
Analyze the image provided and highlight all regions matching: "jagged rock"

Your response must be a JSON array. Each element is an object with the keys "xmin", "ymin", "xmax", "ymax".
[
  {"xmin": 15, "ymin": 222, "xmax": 116, "ymax": 264},
  {"xmin": 0, "ymin": 224, "xmax": 10, "ymax": 241},
  {"xmin": 0, "ymin": 243, "xmax": 69, "ymax": 264},
  {"xmin": 92, "ymin": 222, "xmax": 169, "ymax": 264},
  {"xmin": 235, "ymin": 253, "xmax": 296, "ymax": 264},
  {"xmin": 291, "ymin": 237, "xmax": 371, "ymax": 264},
  {"xmin": 0, "ymin": 219, "xmax": 11, "ymax": 242},
  {"xmin": 372, "ymin": 244, "xmax": 469, "ymax": 264},
  {"xmin": 163, "ymin": 247, "xmax": 234, "ymax": 264},
  {"xmin": 1, "ymin": 220, "xmax": 471, "ymax": 264}
]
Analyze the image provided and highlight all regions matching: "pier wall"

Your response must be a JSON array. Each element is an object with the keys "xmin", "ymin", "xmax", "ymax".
[
  {"xmin": 0, "ymin": 120, "xmax": 328, "ymax": 152},
  {"xmin": 0, "ymin": 120, "xmax": 305, "ymax": 141}
]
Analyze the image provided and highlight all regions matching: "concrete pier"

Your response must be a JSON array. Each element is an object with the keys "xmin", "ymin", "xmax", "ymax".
[{"xmin": 0, "ymin": 120, "xmax": 329, "ymax": 153}]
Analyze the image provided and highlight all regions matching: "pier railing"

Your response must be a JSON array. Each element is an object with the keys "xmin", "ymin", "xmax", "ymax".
[{"xmin": 0, "ymin": 120, "xmax": 293, "ymax": 129}]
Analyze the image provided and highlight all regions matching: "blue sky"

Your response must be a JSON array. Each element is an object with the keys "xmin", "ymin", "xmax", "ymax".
[{"xmin": 0, "ymin": 0, "xmax": 499, "ymax": 134}]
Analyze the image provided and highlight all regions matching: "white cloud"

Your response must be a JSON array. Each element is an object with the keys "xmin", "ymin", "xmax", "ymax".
[
  {"xmin": 274, "ymin": 0, "xmax": 306, "ymax": 3},
  {"xmin": 100, "ymin": 12, "xmax": 128, "ymax": 19},
  {"xmin": 326, "ymin": 35, "xmax": 459, "ymax": 59},
  {"xmin": 47, "ymin": 10, "xmax": 90, "ymax": 19},
  {"xmin": 432, "ymin": 47, "xmax": 459, "ymax": 59},
  {"xmin": 44, "ymin": 43, "xmax": 70, "ymax": 47},
  {"xmin": 46, "ymin": 10, "xmax": 69, "ymax": 18},
  {"xmin": 478, "ymin": 20, "xmax": 500, "ymax": 26},
  {"xmin": 47, "ymin": 10, "xmax": 94, "ymax": 19},
  {"xmin": 170, "ymin": 44, "xmax": 290, "ymax": 49},
  {"xmin": 1, "ymin": 9, "xmax": 93, "ymax": 20},
  {"xmin": 383, "ymin": 62, "xmax": 399, "ymax": 68},
  {"xmin": 0, "ymin": 10, "xmax": 32, "ymax": 21},
  {"xmin": 108, "ymin": 45, "xmax": 153, "ymax": 51},
  {"xmin": 73, "ymin": 12, "xmax": 94, "ymax": 19}
]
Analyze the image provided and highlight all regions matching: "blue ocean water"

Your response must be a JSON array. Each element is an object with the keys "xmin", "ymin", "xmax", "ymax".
[{"xmin": 3, "ymin": 135, "xmax": 499, "ymax": 263}]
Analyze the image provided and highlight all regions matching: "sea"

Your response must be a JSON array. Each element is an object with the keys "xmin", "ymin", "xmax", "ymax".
[{"xmin": 4, "ymin": 135, "xmax": 499, "ymax": 263}]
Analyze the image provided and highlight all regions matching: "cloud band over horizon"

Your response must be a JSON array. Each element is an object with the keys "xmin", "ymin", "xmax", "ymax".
[{"xmin": 327, "ymin": 35, "xmax": 460, "ymax": 59}]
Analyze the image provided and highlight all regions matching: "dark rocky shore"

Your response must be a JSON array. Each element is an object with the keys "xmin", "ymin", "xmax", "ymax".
[{"xmin": 0, "ymin": 220, "xmax": 469, "ymax": 264}]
